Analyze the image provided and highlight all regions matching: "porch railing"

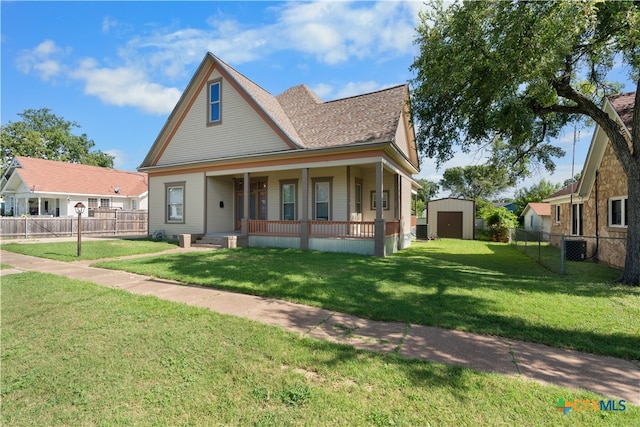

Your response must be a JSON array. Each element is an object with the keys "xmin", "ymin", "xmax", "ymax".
[
  {"xmin": 248, "ymin": 220, "xmax": 299, "ymax": 236},
  {"xmin": 309, "ymin": 220, "xmax": 375, "ymax": 238},
  {"xmin": 247, "ymin": 220, "xmax": 400, "ymax": 239}
]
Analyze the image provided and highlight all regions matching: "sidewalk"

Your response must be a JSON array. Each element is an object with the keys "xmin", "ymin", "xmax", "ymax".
[{"xmin": 1, "ymin": 248, "xmax": 638, "ymax": 406}]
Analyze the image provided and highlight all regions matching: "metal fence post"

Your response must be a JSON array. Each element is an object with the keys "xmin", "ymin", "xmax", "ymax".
[
  {"xmin": 538, "ymin": 230, "xmax": 542, "ymax": 261},
  {"xmin": 560, "ymin": 234, "xmax": 566, "ymax": 275}
]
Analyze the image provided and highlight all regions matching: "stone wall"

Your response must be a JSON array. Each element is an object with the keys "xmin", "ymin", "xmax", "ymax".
[
  {"xmin": 589, "ymin": 141, "xmax": 628, "ymax": 268},
  {"xmin": 549, "ymin": 140, "xmax": 627, "ymax": 269}
]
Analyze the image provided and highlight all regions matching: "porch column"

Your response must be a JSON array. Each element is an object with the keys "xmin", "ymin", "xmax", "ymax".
[
  {"xmin": 241, "ymin": 172, "xmax": 249, "ymax": 235},
  {"xmin": 300, "ymin": 168, "xmax": 309, "ymax": 250},
  {"xmin": 374, "ymin": 161, "xmax": 386, "ymax": 257},
  {"xmin": 37, "ymin": 197, "xmax": 42, "ymax": 216}
]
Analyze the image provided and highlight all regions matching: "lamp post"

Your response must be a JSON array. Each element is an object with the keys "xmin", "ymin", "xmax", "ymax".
[{"xmin": 74, "ymin": 202, "xmax": 85, "ymax": 257}]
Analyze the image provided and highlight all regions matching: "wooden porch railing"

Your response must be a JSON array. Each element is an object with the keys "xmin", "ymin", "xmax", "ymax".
[
  {"xmin": 385, "ymin": 220, "xmax": 400, "ymax": 237},
  {"xmin": 247, "ymin": 220, "xmax": 400, "ymax": 239},
  {"xmin": 309, "ymin": 220, "xmax": 375, "ymax": 238},
  {"xmin": 248, "ymin": 220, "xmax": 299, "ymax": 236}
]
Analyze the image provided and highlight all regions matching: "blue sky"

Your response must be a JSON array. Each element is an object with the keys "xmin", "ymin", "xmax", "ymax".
[{"xmin": 1, "ymin": 1, "xmax": 636, "ymax": 198}]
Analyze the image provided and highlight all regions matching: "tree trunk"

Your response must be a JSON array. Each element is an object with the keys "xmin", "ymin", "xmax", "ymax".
[{"xmin": 622, "ymin": 162, "xmax": 640, "ymax": 286}]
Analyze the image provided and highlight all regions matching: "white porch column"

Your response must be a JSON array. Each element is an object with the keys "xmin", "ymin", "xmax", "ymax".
[{"xmin": 374, "ymin": 161, "xmax": 386, "ymax": 257}]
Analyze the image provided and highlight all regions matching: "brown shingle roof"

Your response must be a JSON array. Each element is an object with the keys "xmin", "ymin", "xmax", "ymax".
[
  {"xmin": 216, "ymin": 54, "xmax": 408, "ymax": 149},
  {"xmin": 547, "ymin": 182, "xmax": 578, "ymax": 199},
  {"xmin": 277, "ymin": 84, "xmax": 407, "ymax": 148},
  {"xmin": 609, "ymin": 91, "xmax": 635, "ymax": 133},
  {"xmin": 10, "ymin": 156, "xmax": 147, "ymax": 196}
]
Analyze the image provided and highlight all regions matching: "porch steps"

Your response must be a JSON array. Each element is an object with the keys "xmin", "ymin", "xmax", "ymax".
[{"xmin": 196, "ymin": 235, "xmax": 238, "ymax": 248}]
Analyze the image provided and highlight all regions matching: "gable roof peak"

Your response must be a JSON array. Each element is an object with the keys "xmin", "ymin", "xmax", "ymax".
[{"xmin": 607, "ymin": 91, "xmax": 635, "ymax": 133}]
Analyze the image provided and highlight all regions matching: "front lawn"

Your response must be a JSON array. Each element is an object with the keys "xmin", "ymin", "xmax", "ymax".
[
  {"xmin": 0, "ymin": 238, "xmax": 177, "ymax": 261},
  {"xmin": 2, "ymin": 273, "xmax": 637, "ymax": 426},
  {"xmin": 94, "ymin": 239, "xmax": 640, "ymax": 360}
]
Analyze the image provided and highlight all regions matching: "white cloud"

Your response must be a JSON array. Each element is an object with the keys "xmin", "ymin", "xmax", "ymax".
[
  {"xmin": 71, "ymin": 58, "xmax": 181, "ymax": 114},
  {"xmin": 14, "ymin": 1, "xmax": 426, "ymax": 114},
  {"xmin": 16, "ymin": 39, "xmax": 68, "ymax": 81},
  {"xmin": 104, "ymin": 149, "xmax": 127, "ymax": 169},
  {"xmin": 311, "ymin": 83, "xmax": 334, "ymax": 100},
  {"xmin": 275, "ymin": 1, "xmax": 421, "ymax": 64},
  {"xmin": 334, "ymin": 81, "xmax": 388, "ymax": 99},
  {"xmin": 102, "ymin": 16, "xmax": 118, "ymax": 34}
]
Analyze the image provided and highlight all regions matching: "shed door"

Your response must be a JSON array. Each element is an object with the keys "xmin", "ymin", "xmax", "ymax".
[{"xmin": 437, "ymin": 211, "xmax": 463, "ymax": 239}]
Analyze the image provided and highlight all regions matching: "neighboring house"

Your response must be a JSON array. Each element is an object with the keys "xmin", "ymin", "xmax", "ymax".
[
  {"xmin": 493, "ymin": 201, "xmax": 516, "ymax": 213},
  {"xmin": 545, "ymin": 92, "xmax": 634, "ymax": 268},
  {"xmin": 426, "ymin": 198, "xmax": 475, "ymax": 239},
  {"xmin": 138, "ymin": 53, "xmax": 420, "ymax": 256},
  {"xmin": 0, "ymin": 156, "xmax": 148, "ymax": 217},
  {"xmin": 521, "ymin": 202, "xmax": 551, "ymax": 235}
]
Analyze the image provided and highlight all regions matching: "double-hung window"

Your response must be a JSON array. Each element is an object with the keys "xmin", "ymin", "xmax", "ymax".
[
  {"xmin": 281, "ymin": 180, "xmax": 297, "ymax": 220},
  {"xmin": 166, "ymin": 182, "xmax": 185, "ymax": 223},
  {"xmin": 208, "ymin": 79, "xmax": 221, "ymax": 125},
  {"xmin": 609, "ymin": 197, "xmax": 628, "ymax": 227},
  {"xmin": 313, "ymin": 178, "xmax": 332, "ymax": 220}
]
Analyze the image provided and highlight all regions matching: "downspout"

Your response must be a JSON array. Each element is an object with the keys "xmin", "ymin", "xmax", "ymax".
[{"xmin": 594, "ymin": 170, "xmax": 599, "ymax": 259}]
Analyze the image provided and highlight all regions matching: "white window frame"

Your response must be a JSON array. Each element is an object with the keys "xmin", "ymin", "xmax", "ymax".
[
  {"xmin": 608, "ymin": 196, "xmax": 628, "ymax": 228},
  {"xmin": 555, "ymin": 205, "xmax": 561, "ymax": 223},
  {"xmin": 166, "ymin": 182, "xmax": 185, "ymax": 224}
]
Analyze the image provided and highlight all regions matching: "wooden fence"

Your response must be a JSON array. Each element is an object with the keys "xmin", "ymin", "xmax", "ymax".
[{"xmin": 0, "ymin": 210, "xmax": 148, "ymax": 239}]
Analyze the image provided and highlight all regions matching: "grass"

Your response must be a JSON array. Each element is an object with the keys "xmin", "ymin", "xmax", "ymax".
[
  {"xmin": 0, "ymin": 238, "xmax": 177, "ymax": 261},
  {"xmin": 90, "ymin": 239, "xmax": 640, "ymax": 361},
  {"xmin": 2, "ymin": 272, "xmax": 637, "ymax": 426}
]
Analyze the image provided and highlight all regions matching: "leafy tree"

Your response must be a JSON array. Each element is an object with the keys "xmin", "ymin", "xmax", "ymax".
[
  {"xmin": 562, "ymin": 173, "xmax": 582, "ymax": 188},
  {"xmin": 1, "ymin": 108, "xmax": 114, "ymax": 172},
  {"xmin": 416, "ymin": 178, "xmax": 439, "ymax": 202},
  {"xmin": 410, "ymin": 0, "xmax": 640, "ymax": 285},
  {"xmin": 440, "ymin": 165, "xmax": 512, "ymax": 200},
  {"xmin": 514, "ymin": 179, "xmax": 561, "ymax": 218}
]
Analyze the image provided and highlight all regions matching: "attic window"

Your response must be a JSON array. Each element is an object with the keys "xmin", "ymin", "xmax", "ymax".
[{"xmin": 208, "ymin": 79, "xmax": 222, "ymax": 125}]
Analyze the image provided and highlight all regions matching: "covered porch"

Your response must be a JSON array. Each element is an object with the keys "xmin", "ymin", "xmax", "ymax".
[{"xmin": 203, "ymin": 159, "xmax": 414, "ymax": 256}]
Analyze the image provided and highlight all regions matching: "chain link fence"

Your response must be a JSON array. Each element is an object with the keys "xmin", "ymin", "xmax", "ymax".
[{"xmin": 509, "ymin": 228, "xmax": 626, "ymax": 275}]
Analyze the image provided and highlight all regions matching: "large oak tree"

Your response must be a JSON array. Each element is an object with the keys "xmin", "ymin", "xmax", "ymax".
[
  {"xmin": 410, "ymin": 0, "xmax": 639, "ymax": 285},
  {"xmin": 1, "ymin": 108, "xmax": 114, "ymax": 172}
]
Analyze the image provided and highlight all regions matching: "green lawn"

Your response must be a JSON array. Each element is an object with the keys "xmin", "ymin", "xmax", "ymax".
[
  {"xmin": 0, "ymin": 238, "xmax": 177, "ymax": 261},
  {"xmin": 2, "ymin": 273, "xmax": 637, "ymax": 426},
  {"xmin": 91, "ymin": 239, "xmax": 640, "ymax": 360}
]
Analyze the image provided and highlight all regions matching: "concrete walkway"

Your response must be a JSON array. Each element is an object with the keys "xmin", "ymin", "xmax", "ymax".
[{"xmin": 1, "ymin": 248, "xmax": 638, "ymax": 406}]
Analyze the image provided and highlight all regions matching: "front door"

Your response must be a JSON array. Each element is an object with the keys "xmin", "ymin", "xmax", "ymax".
[{"xmin": 235, "ymin": 178, "xmax": 267, "ymax": 230}]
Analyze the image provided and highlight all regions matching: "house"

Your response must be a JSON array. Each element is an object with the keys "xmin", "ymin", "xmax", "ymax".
[
  {"xmin": 0, "ymin": 156, "xmax": 148, "ymax": 217},
  {"xmin": 138, "ymin": 53, "xmax": 420, "ymax": 256},
  {"xmin": 521, "ymin": 202, "xmax": 551, "ymax": 236},
  {"xmin": 545, "ymin": 92, "xmax": 634, "ymax": 268},
  {"xmin": 493, "ymin": 201, "xmax": 516, "ymax": 213},
  {"xmin": 426, "ymin": 198, "xmax": 475, "ymax": 239}
]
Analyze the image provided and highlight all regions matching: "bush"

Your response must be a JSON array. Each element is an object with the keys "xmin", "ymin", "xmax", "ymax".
[{"xmin": 481, "ymin": 205, "xmax": 518, "ymax": 242}]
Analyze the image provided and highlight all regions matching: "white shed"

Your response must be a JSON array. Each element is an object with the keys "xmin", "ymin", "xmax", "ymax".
[
  {"xmin": 427, "ymin": 198, "xmax": 475, "ymax": 239},
  {"xmin": 522, "ymin": 202, "xmax": 551, "ymax": 234}
]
